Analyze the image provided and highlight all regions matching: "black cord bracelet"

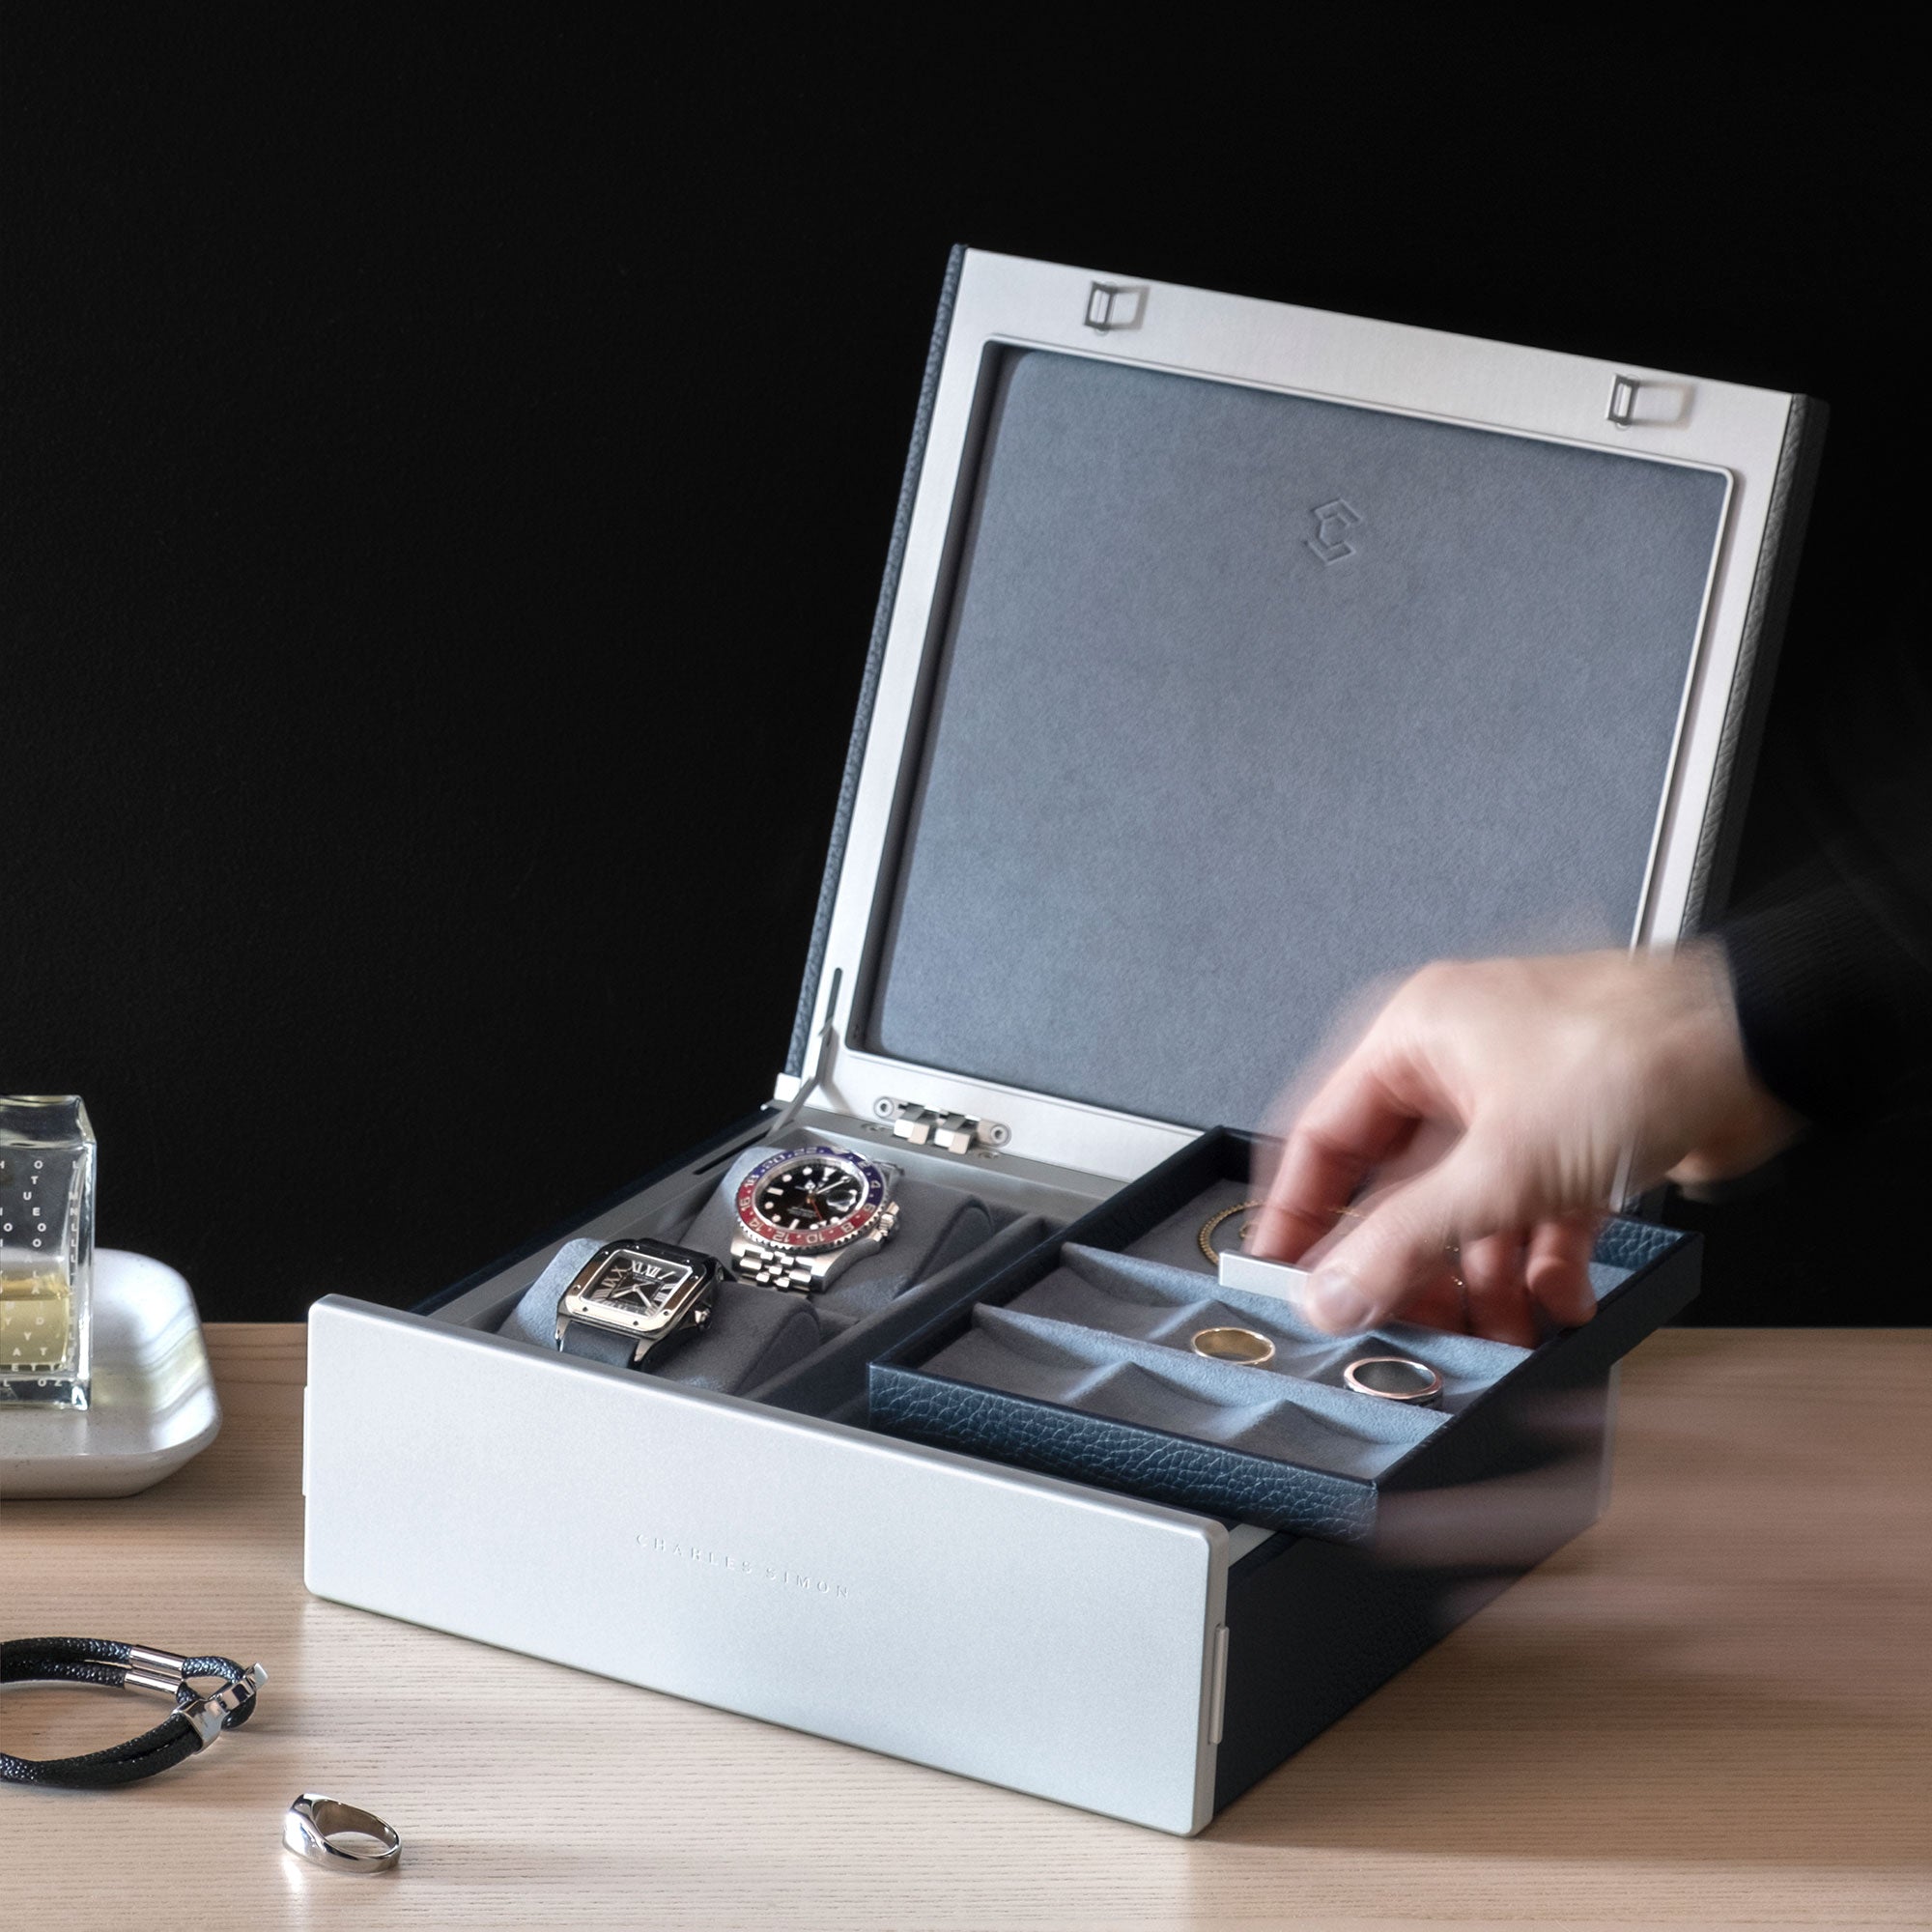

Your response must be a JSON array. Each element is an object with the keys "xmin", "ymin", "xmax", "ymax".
[{"xmin": 1, "ymin": 1637, "xmax": 267, "ymax": 1790}]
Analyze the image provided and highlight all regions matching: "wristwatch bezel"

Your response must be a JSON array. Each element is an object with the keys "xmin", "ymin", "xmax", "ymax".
[
  {"xmin": 554, "ymin": 1239, "xmax": 718, "ymax": 1348},
  {"xmin": 733, "ymin": 1146, "xmax": 891, "ymax": 1257}
]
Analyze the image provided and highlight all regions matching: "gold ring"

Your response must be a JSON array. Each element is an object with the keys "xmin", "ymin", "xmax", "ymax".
[
  {"xmin": 1197, "ymin": 1201, "xmax": 1264, "ymax": 1266},
  {"xmin": 1191, "ymin": 1326, "xmax": 1276, "ymax": 1366}
]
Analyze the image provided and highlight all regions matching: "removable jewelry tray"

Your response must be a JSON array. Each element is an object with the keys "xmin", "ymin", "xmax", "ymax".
[
  {"xmin": 0, "ymin": 1250, "xmax": 220, "ymax": 1498},
  {"xmin": 870, "ymin": 1129, "xmax": 1699, "ymax": 1544}
]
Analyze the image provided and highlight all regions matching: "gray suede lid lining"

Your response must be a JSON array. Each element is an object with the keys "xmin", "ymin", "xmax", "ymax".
[{"xmin": 869, "ymin": 349, "xmax": 1729, "ymax": 1130}]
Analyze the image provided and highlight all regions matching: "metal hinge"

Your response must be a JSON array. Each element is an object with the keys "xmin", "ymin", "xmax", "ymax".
[
  {"xmin": 1605, "ymin": 371, "xmax": 1692, "ymax": 431},
  {"xmin": 871, "ymin": 1097, "xmax": 1011, "ymax": 1154},
  {"xmin": 1083, "ymin": 282, "xmax": 1146, "ymax": 333}
]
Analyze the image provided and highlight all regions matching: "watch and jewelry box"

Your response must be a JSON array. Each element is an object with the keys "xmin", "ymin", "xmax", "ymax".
[
  {"xmin": 728, "ymin": 1144, "xmax": 900, "ymax": 1293},
  {"xmin": 554, "ymin": 1238, "xmax": 720, "ymax": 1370},
  {"xmin": 305, "ymin": 247, "xmax": 1818, "ymax": 1836}
]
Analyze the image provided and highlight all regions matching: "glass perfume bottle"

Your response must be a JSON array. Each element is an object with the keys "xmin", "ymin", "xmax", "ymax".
[{"xmin": 0, "ymin": 1095, "xmax": 97, "ymax": 1408}]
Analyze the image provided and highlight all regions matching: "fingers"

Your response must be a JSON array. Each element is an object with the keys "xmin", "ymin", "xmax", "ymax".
[
  {"xmin": 1294, "ymin": 1144, "xmax": 1496, "ymax": 1334},
  {"xmin": 1525, "ymin": 1213, "xmax": 1601, "ymax": 1328},
  {"xmin": 1387, "ymin": 1264, "xmax": 1470, "ymax": 1335},
  {"xmin": 1308, "ymin": 1210, "xmax": 1602, "ymax": 1343},
  {"xmin": 1250, "ymin": 956, "xmax": 1619, "ymax": 1341},
  {"xmin": 1292, "ymin": 1132, "xmax": 1602, "ymax": 1341},
  {"xmin": 1251, "ymin": 1059, "xmax": 1428, "ymax": 1265},
  {"xmin": 1457, "ymin": 1228, "xmax": 1541, "ymax": 1349}
]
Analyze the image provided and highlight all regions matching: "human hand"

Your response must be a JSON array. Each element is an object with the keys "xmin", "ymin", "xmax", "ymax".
[{"xmin": 1249, "ymin": 945, "xmax": 1802, "ymax": 1345}]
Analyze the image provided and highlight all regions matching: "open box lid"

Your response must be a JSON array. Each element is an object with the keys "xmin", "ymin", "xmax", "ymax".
[{"xmin": 778, "ymin": 248, "xmax": 1820, "ymax": 1182}]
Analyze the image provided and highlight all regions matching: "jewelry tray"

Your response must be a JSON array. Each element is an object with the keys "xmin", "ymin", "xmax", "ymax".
[{"xmin": 870, "ymin": 1129, "xmax": 1698, "ymax": 1543}]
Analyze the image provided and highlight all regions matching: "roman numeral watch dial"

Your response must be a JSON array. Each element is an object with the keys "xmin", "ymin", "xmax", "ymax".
[
  {"xmin": 730, "ymin": 1146, "xmax": 900, "ymax": 1293},
  {"xmin": 554, "ymin": 1238, "xmax": 721, "ymax": 1372}
]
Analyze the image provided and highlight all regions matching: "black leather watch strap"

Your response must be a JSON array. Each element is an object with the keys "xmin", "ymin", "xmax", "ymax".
[
  {"xmin": 0, "ymin": 1637, "xmax": 264, "ymax": 1790},
  {"xmin": 557, "ymin": 1318, "xmax": 644, "ymax": 1368}
]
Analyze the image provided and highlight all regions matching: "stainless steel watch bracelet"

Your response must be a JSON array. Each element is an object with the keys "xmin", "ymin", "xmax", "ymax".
[{"xmin": 729, "ymin": 1243, "xmax": 822, "ymax": 1292}]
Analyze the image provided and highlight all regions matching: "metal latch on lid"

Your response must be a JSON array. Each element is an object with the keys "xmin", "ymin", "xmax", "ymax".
[{"xmin": 872, "ymin": 1097, "xmax": 1011, "ymax": 1154}]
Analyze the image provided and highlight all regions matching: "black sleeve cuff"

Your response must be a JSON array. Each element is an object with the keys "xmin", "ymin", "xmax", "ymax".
[{"xmin": 1720, "ymin": 877, "xmax": 1932, "ymax": 1127}]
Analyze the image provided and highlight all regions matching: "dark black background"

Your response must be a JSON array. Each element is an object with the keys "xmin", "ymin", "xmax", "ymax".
[{"xmin": 5, "ymin": 20, "xmax": 1923, "ymax": 1322}]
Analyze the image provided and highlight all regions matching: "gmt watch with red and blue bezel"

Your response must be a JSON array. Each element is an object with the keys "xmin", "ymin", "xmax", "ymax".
[{"xmin": 728, "ymin": 1145, "xmax": 900, "ymax": 1293}]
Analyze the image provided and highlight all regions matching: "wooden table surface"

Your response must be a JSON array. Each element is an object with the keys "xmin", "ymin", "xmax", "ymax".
[{"xmin": 2, "ymin": 1325, "xmax": 1927, "ymax": 1930}]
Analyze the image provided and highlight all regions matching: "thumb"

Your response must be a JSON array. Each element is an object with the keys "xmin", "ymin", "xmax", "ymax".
[{"xmin": 1294, "ymin": 1142, "xmax": 1501, "ymax": 1335}]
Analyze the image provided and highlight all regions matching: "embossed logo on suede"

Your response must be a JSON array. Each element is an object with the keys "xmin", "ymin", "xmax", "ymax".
[
  {"xmin": 639, "ymin": 1533, "xmax": 850, "ymax": 1600},
  {"xmin": 1307, "ymin": 499, "xmax": 1362, "ymax": 564}
]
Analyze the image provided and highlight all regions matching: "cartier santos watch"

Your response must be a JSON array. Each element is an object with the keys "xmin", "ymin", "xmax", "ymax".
[
  {"xmin": 729, "ymin": 1144, "xmax": 900, "ymax": 1293},
  {"xmin": 554, "ymin": 1238, "xmax": 720, "ymax": 1370}
]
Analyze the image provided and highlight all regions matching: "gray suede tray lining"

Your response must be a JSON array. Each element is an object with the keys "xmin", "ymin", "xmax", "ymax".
[
  {"xmin": 918, "ymin": 1228, "xmax": 1638, "ymax": 1483},
  {"xmin": 496, "ymin": 1131, "xmax": 1017, "ymax": 1396},
  {"xmin": 868, "ymin": 348, "xmax": 1730, "ymax": 1132}
]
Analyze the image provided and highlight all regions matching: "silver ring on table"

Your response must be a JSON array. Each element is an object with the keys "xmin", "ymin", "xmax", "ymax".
[
  {"xmin": 282, "ymin": 1792, "xmax": 403, "ymax": 1875},
  {"xmin": 1341, "ymin": 1354, "xmax": 1444, "ymax": 1406}
]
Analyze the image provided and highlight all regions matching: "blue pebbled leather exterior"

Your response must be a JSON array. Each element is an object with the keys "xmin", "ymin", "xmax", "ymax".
[
  {"xmin": 868, "ymin": 1366, "xmax": 1378, "ymax": 1542},
  {"xmin": 784, "ymin": 246, "xmax": 966, "ymax": 1076},
  {"xmin": 1592, "ymin": 1216, "xmax": 1678, "ymax": 1271}
]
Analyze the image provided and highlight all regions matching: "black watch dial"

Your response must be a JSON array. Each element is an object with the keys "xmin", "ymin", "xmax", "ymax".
[
  {"xmin": 735, "ymin": 1145, "xmax": 889, "ymax": 1254},
  {"xmin": 754, "ymin": 1156, "xmax": 865, "ymax": 1232},
  {"xmin": 582, "ymin": 1248, "xmax": 696, "ymax": 1313}
]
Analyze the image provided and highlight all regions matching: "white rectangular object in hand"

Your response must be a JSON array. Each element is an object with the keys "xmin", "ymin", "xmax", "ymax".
[{"xmin": 1216, "ymin": 1250, "xmax": 1314, "ymax": 1303}]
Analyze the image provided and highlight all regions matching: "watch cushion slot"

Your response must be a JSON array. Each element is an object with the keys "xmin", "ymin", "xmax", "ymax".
[
  {"xmin": 676, "ymin": 1138, "xmax": 999, "ymax": 1315},
  {"xmin": 751, "ymin": 1212, "xmax": 1055, "ymax": 1417},
  {"xmin": 663, "ymin": 1283, "xmax": 822, "ymax": 1393},
  {"xmin": 490, "ymin": 1131, "xmax": 1016, "ymax": 1400},
  {"xmin": 497, "ymin": 1241, "xmax": 822, "ymax": 1394}
]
